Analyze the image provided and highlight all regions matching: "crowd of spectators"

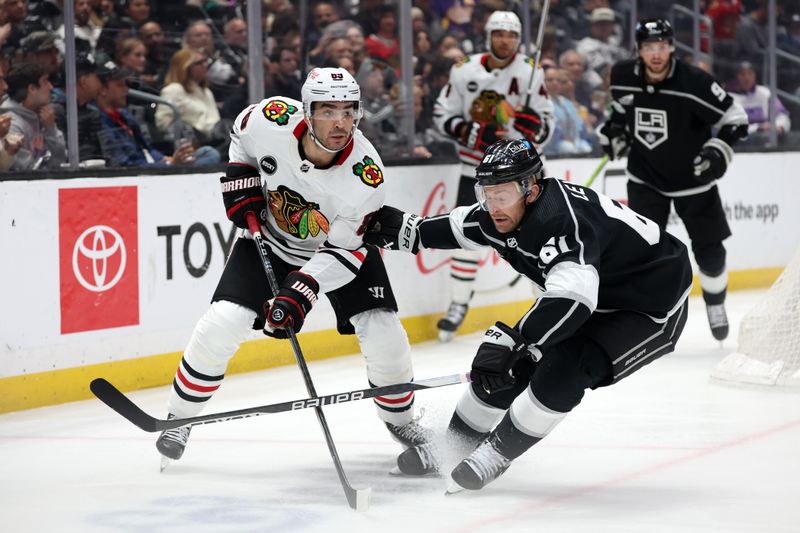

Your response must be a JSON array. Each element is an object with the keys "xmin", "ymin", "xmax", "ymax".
[{"xmin": 0, "ymin": 0, "xmax": 798, "ymax": 172}]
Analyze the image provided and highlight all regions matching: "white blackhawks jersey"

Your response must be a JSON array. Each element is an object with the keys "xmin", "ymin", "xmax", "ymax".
[
  {"xmin": 433, "ymin": 52, "xmax": 555, "ymax": 174},
  {"xmin": 229, "ymin": 97, "xmax": 386, "ymax": 293}
]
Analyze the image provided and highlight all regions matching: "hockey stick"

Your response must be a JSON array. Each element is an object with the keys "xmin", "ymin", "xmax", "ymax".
[
  {"xmin": 524, "ymin": 0, "xmax": 552, "ymax": 108},
  {"xmin": 244, "ymin": 211, "xmax": 369, "ymax": 511},
  {"xmin": 582, "ymin": 155, "xmax": 609, "ymax": 188},
  {"xmin": 89, "ymin": 372, "xmax": 470, "ymax": 432}
]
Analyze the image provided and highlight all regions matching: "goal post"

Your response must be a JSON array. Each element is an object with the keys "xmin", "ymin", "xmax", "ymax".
[{"xmin": 711, "ymin": 247, "xmax": 800, "ymax": 387}]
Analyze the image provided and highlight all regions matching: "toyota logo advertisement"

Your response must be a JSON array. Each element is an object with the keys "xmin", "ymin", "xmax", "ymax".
[{"xmin": 58, "ymin": 187, "xmax": 140, "ymax": 334}]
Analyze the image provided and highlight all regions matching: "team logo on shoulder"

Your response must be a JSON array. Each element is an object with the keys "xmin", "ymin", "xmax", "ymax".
[
  {"xmin": 268, "ymin": 185, "xmax": 330, "ymax": 239},
  {"xmin": 352, "ymin": 156, "xmax": 384, "ymax": 188},
  {"xmin": 470, "ymin": 90, "xmax": 513, "ymax": 125},
  {"xmin": 455, "ymin": 57, "xmax": 470, "ymax": 68},
  {"xmin": 634, "ymin": 107, "xmax": 668, "ymax": 150},
  {"xmin": 259, "ymin": 156, "xmax": 277, "ymax": 175},
  {"xmin": 262, "ymin": 99, "xmax": 298, "ymax": 126}
]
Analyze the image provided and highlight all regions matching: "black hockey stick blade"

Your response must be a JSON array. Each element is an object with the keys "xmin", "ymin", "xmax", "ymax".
[{"xmin": 90, "ymin": 372, "xmax": 471, "ymax": 433}]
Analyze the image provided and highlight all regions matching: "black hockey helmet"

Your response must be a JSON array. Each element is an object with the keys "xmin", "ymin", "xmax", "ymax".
[
  {"xmin": 474, "ymin": 139, "xmax": 543, "ymax": 210},
  {"xmin": 635, "ymin": 18, "xmax": 674, "ymax": 46}
]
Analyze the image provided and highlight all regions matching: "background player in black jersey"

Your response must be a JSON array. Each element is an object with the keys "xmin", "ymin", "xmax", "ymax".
[
  {"xmin": 597, "ymin": 18, "xmax": 749, "ymax": 341},
  {"xmin": 364, "ymin": 139, "xmax": 693, "ymax": 492}
]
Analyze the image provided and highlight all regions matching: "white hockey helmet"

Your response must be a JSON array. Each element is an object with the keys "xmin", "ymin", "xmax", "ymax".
[
  {"xmin": 301, "ymin": 67, "xmax": 363, "ymax": 152},
  {"xmin": 485, "ymin": 10, "xmax": 522, "ymax": 46}
]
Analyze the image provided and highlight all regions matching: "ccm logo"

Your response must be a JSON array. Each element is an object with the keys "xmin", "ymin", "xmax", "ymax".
[
  {"xmin": 291, "ymin": 280, "xmax": 318, "ymax": 304},
  {"xmin": 221, "ymin": 177, "xmax": 260, "ymax": 192}
]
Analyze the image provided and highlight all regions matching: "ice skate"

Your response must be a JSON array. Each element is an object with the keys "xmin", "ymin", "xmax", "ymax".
[
  {"xmin": 156, "ymin": 414, "xmax": 192, "ymax": 469},
  {"xmin": 448, "ymin": 438, "xmax": 511, "ymax": 492},
  {"xmin": 706, "ymin": 303, "xmax": 729, "ymax": 341},
  {"xmin": 395, "ymin": 441, "xmax": 442, "ymax": 476},
  {"xmin": 385, "ymin": 417, "xmax": 434, "ymax": 449},
  {"xmin": 437, "ymin": 302, "xmax": 468, "ymax": 342}
]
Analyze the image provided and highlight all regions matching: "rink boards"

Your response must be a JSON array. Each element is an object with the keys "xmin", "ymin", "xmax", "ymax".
[{"xmin": 1, "ymin": 152, "xmax": 798, "ymax": 412}]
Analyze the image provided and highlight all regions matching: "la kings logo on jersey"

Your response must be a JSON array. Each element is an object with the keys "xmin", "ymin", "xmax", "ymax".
[{"xmin": 634, "ymin": 107, "xmax": 668, "ymax": 149}]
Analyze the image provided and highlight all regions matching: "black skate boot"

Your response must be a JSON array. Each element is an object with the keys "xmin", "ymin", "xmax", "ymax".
[
  {"xmin": 396, "ymin": 441, "xmax": 442, "ymax": 475},
  {"xmin": 156, "ymin": 414, "xmax": 192, "ymax": 468},
  {"xmin": 706, "ymin": 303, "xmax": 729, "ymax": 341},
  {"xmin": 448, "ymin": 438, "xmax": 511, "ymax": 492},
  {"xmin": 437, "ymin": 302, "xmax": 468, "ymax": 342},
  {"xmin": 386, "ymin": 418, "xmax": 434, "ymax": 448}
]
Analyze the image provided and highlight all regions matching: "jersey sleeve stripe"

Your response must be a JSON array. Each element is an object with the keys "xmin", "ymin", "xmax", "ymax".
[
  {"xmin": 658, "ymin": 89, "xmax": 727, "ymax": 116},
  {"xmin": 553, "ymin": 180, "xmax": 586, "ymax": 265}
]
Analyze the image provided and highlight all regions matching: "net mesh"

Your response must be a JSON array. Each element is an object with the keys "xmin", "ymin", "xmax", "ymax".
[{"xmin": 711, "ymin": 247, "xmax": 800, "ymax": 387}]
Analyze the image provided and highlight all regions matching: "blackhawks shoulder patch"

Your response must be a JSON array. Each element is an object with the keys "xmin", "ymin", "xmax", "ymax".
[
  {"xmin": 352, "ymin": 156, "xmax": 384, "ymax": 188},
  {"xmin": 262, "ymin": 99, "xmax": 298, "ymax": 125}
]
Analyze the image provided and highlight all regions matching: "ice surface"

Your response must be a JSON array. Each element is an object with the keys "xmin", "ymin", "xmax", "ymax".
[{"xmin": 2, "ymin": 290, "xmax": 799, "ymax": 532}]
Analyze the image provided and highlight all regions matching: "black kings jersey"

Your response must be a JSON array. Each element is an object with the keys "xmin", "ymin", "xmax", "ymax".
[
  {"xmin": 417, "ymin": 178, "xmax": 693, "ymax": 356},
  {"xmin": 609, "ymin": 59, "xmax": 748, "ymax": 194}
]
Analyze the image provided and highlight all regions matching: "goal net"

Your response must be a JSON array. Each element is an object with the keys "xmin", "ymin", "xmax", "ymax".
[{"xmin": 711, "ymin": 247, "xmax": 800, "ymax": 387}]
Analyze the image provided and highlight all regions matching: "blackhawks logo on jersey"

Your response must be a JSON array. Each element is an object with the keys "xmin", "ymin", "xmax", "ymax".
[
  {"xmin": 469, "ymin": 90, "xmax": 514, "ymax": 126},
  {"xmin": 262, "ymin": 99, "xmax": 298, "ymax": 126},
  {"xmin": 352, "ymin": 156, "xmax": 383, "ymax": 188},
  {"xmin": 268, "ymin": 185, "xmax": 330, "ymax": 239}
]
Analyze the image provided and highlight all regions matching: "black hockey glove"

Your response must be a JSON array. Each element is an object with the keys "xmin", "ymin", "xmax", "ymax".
[
  {"xmin": 471, "ymin": 322, "xmax": 531, "ymax": 395},
  {"xmin": 221, "ymin": 173, "xmax": 267, "ymax": 229},
  {"xmin": 363, "ymin": 205, "xmax": 422, "ymax": 254},
  {"xmin": 456, "ymin": 120, "xmax": 505, "ymax": 152},
  {"xmin": 513, "ymin": 106, "xmax": 547, "ymax": 143},
  {"xmin": 597, "ymin": 121, "xmax": 631, "ymax": 161},
  {"xmin": 265, "ymin": 271, "xmax": 319, "ymax": 338},
  {"xmin": 693, "ymin": 138, "xmax": 733, "ymax": 184}
]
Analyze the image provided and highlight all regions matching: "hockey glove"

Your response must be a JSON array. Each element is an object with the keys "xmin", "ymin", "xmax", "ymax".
[
  {"xmin": 471, "ymin": 322, "xmax": 531, "ymax": 395},
  {"xmin": 363, "ymin": 205, "xmax": 422, "ymax": 254},
  {"xmin": 456, "ymin": 120, "xmax": 505, "ymax": 152},
  {"xmin": 513, "ymin": 106, "xmax": 547, "ymax": 143},
  {"xmin": 693, "ymin": 138, "xmax": 733, "ymax": 184},
  {"xmin": 597, "ymin": 122, "xmax": 631, "ymax": 161},
  {"xmin": 265, "ymin": 271, "xmax": 319, "ymax": 338},
  {"xmin": 221, "ymin": 173, "xmax": 267, "ymax": 229}
]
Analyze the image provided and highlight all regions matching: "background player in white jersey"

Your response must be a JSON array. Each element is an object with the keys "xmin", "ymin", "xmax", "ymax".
[
  {"xmin": 155, "ymin": 68, "xmax": 430, "ymax": 464},
  {"xmin": 433, "ymin": 10, "xmax": 555, "ymax": 342},
  {"xmin": 365, "ymin": 139, "xmax": 692, "ymax": 492},
  {"xmin": 597, "ymin": 19, "xmax": 749, "ymax": 341}
]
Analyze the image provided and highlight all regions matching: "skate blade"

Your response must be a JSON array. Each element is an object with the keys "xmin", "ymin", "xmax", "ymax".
[
  {"xmin": 445, "ymin": 481, "xmax": 465, "ymax": 495},
  {"xmin": 389, "ymin": 466, "xmax": 441, "ymax": 477},
  {"xmin": 159, "ymin": 456, "xmax": 172, "ymax": 472},
  {"xmin": 438, "ymin": 330, "xmax": 456, "ymax": 343}
]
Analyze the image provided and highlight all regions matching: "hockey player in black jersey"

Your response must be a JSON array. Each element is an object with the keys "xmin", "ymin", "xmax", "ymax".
[
  {"xmin": 363, "ymin": 138, "xmax": 693, "ymax": 492},
  {"xmin": 597, "ymin": 18, "xmax": 749, "ymax": 341}
]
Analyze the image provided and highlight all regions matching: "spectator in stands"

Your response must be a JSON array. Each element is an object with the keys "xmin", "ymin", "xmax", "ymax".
[
  {"xmin": 542, "ymin": 67, "xmax": 594, "ymax": 155},
  {"xmin": 365, "ymin": 6, "xmax": 400, "ymax": 69},
  {"xmin": 345, "ymin": 23, "xmax": 367, "ymax": 72},
  {"xmin": 56, "ymin": 0, "xmax": 101, "ymax": 53},
  {"xmin": 0, "ymin": 62, "xmax": 24, "ymax": 170},
  {"xmin": 735, "ymin": 0, "xmax": 776, "ymax": 67},
  {"xmin": 355, "ymin": 0, "xmax": 382, "ymax": 37},
  {"xmin": 0, "ymin": 62, "xmax": 66, "ymax": 170},
  {"xmin": 705, "ymin": 0, "xmax": 742, "ymax": 40},
  {"xmin": 20, "ymin": 31, "xmax": 61, "ymax": 77},
  {"xmin": 52, "ymin": 54, "xmax": 104, "ymax": 163},
  {"xmin": 779, "ymin": 12, "xmax": 800, "ymax": 55},
  {"xmin": 570, "ymin": 0, "xmax": 610, "ymax": 41},
  {"xmin": 220, "ymin": 17, "xmax": 248, "ymax": 85},
  {"xmin": 268, "ymin": 45, "xmax": 301, "ymax": 100},
  {"xmin": 575, "ymin": 7, "xmax": 628, "ymax": 72},
  {"xmin": 460, "ymin": 4, "xmax": 491, "ymax": 55},
  {"xmin": 94, "ymin": 15, "xmax": 135, "ymax": 65},
  {"xmin": 356, "ymin": 58, "xmax": 395, "ymax": 143},
  {"xmin": 559, "ymin": 48, "xmax": 602, "ymax": 112},
  {"xmin": 414, "ymin": 29, "xmax": 433, "ymax": 59},
  {"xmin": 3, "ymin": 0, "xmax": 44, "ymax": 52},
  {"xmin": 156, "ymin": 48, "xmax": 222, "ymax": 149},
  {"xmin": 139, "ymin": 21, "xmax": 170, "ymax": 90},
  {"xmin": 115, "ymin": 37, "xmax": 157, "ymax": 93},
  {"xmin": 729, "ymin": 61, "xmax": 791, "ymax": 143},
  {"xmin": 120, "ymin": 0, "xmax": 150, "ymax": 28},
  {"xmin": 94, "ymin": 62, "xmax": 218, "ymax": 167},
  {"xmin": 321, "ymin": 37, "xmax": 353, "ymax": 69},
  {"xmin": 183, "ymin": 20, "xmax": 235, "ymax": 99},
  {"xmin": 307, "ymin": 0, "xmax": 340, "ymax": 54}
]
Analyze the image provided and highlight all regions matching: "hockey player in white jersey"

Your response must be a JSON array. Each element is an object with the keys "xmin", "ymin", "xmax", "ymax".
[
  {"xmin": 433, "ymin": 10, "xmax": 555, "ymax": 342},
  {"xmin": 155, "ymin": 67, "xmax": 430, "ymax": 465}
]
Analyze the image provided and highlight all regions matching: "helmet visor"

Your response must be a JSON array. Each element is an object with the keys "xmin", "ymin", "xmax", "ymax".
[
  {"xmin": 474, "ymin": 181, "xmax": 527, "ymax": 211},
  {"xmin": 307, "ymin": 102, "xmax": 363, "ymax": 123}
]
